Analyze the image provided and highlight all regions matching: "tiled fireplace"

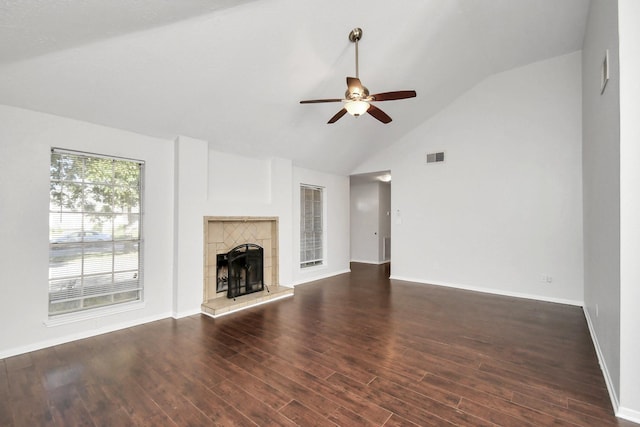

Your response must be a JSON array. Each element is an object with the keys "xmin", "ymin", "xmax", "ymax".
[{"xmin": 202, "ymin": 216, "xmax": 292, "ymax": 316}]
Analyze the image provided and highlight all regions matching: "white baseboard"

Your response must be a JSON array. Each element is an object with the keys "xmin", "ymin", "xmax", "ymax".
[
  {"xmin": 617, "ymin": 406, "xmax": 640, "ymax": 424},
  {"xmin": 0, "ymin": 311, "xmax": 172, "ymax": 360},
  {"xmin": 583, "ymin": 306, "xmax": 621, "ymax": 418},
  {"xmin": 389, "ymin": 275, "xmax": 583, "ymax": 307},
  {"xmin": 350, "ymin": 259, "xmax": 389, "ymax": 265},
  {"xmin": 292, "ymin": 268, "xmax": 351, "ymax": 286},
  {"xmin": 172, "ymin": 307, "xmax": 203, "ymax": 319}
]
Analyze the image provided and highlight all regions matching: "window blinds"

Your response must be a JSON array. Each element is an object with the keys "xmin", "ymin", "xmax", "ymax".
[
  {"xmin": 49, "ymin": 149, "xmax": 144, "ymax": 316},
  {"xmin": 300, "ymin": 185, "xmax": 323, "ymax": 268}
]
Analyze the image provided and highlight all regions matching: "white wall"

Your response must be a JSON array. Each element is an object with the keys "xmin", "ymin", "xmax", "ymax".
[
  {"xmin": 581, "ymin": 0, "xmax": 622, "ymax": 412},
  {"xmin": 354, "ymin": 52, "xmax": 584, "ymax": 305},
  {"xmin": 618, "ymin": 0, "xmax": 640, "ymax": 419},
  {"xmin": 209, "ymin": 151, "xmax": 271, "ymax": 204},
  {"xmin": 0, "ymin": 104, "xmax": 175, "ymax": 358},
  {"xmin": 581, "ymin": 2, "xmax": 640, "ymax": 419},
  {"xmin": 293, "ymin": 167, "xmax": 350, "ymax": 284}
]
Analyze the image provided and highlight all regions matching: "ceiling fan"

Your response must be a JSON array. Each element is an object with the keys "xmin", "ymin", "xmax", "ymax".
[{"xmin": 300, "ymin": 28, "xmax": 417, "ymax": 124}]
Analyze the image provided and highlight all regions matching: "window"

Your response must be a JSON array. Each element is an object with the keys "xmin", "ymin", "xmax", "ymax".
[
  {"xmin": 300, "ymin": 185, "xmax": 323, "ymax": 268},
  {"xmin": 49, "ymin": 149, "xmax": 143, "ymax": 316}
]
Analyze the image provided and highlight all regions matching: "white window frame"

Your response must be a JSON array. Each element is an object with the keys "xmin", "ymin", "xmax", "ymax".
[
  {"xmin": 300, "ymin": 184, "xmax": 324, "ymax": 268},
  {"xmin": 48, "ymin": 148, "xmax": 144, "ymax": 317}
]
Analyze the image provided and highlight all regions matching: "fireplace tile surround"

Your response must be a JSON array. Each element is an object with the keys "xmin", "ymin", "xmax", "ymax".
[{"xmin": 202, "ymin": 216, "xmax": 293, "ymax": 316}]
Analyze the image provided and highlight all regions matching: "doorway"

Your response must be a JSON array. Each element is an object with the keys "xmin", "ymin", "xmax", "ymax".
[{"xmin": 349, "ymin": 171, "xmax": 391, "ymax": 272}]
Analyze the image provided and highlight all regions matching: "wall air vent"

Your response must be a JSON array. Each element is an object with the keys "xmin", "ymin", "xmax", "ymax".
[{"xmin": 426, "ymin": 151, "xmax": 445, "ymax": 164}]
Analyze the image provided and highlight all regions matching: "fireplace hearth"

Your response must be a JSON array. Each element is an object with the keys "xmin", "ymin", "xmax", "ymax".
[{"xmin": 217, "ymin": 243, "xmax": 264, "ymax": 298}]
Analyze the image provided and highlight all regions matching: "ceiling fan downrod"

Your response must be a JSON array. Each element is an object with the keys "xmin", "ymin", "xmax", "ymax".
[{"xmin": 349, "ymin": 28, "xmax": 363, "ymax": 79}]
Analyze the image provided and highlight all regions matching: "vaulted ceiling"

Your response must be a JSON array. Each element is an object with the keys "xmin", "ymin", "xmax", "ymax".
[{"xmin": 0, "ymin": 0, "xmax": 590, "ymax": 174}]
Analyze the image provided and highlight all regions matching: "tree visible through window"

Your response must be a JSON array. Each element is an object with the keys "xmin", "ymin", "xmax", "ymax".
[
  {"xmin": 300, "ymin": 185, "xmax": 323, "ymax": 268},
  {"xmin": 49, "ymin": 149, "xmax": 143, "ymax": 316}
]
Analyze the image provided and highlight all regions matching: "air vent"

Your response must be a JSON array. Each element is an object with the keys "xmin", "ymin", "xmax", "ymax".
[{"xmin": 426, "ymin": 151, "xmax": 445, "ymax": 164}]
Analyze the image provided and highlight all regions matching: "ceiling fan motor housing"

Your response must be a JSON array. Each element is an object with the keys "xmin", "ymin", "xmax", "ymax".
[{"xmin": 345, "ymin": 86, "xmax": 369, "ymax": 100}]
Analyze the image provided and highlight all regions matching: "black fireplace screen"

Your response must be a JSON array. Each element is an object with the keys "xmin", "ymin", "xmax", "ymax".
[{"xmin": 217, "ymin": 244, "xmax": 264, "ymax": 299}]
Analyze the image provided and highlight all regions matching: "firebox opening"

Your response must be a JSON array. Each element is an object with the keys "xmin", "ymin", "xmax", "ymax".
[
  {"xmin": 217, "ymin": 243, "xmax": 264, "ymax": 299},
  {"xmin": 216, "ymin": 253, "xmax": 228, "ymax": 293}
]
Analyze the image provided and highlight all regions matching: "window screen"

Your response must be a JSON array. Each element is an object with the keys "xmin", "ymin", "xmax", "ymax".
[
  {"xmin": 300, "ymin": 185, "xmax": 323, "ymax": 268},
  {"xmin": 49, "ymin": 149, "xmax": 143, "ymax": 316}
]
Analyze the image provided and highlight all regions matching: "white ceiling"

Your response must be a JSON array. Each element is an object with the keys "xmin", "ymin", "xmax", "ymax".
[{"xmin": 0, "ymin": 0, "xmax": 590, "ymax": 174}]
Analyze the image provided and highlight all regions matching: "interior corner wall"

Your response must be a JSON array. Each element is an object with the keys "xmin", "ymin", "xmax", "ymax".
[
  {"xmin": 173, "ymin": 136, "xmax": 208, "ymax": 317},
  {"xmin": 0, "ymin": 104, "xmax": 175, "ymax": 358},
  {"xmin": 618, "ymin": 0, "xmax": 640, "ymax": 418},
  {"xmin": 581, "ymin": 0, "xmax": 622, "ymax": 410},
  {"xmin": 292, "ymin": 167, "xmax": 350, "ymax": 285},
  {"xmin": 353, "ymin": 51, "xmax": 584, "ymax": 305}
]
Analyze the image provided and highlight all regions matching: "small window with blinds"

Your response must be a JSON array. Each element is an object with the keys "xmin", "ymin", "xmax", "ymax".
[
  {"xmin": 49, "ymin": 149, "xmax": 143, "ymax": 316},
  {"xmin": 300, "ymin": 184, "xmax": 324, "ymax": 268}
]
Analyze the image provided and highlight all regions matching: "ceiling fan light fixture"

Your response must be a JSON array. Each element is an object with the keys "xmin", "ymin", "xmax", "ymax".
[{"xmin": 345, "ymin": 100, "xmax": 370, "ymax": 116}]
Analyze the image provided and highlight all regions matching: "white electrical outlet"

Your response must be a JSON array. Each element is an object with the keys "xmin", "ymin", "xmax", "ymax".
[
  {"xmin": 596, "ymin": 304, "xmax": 599, "ymax": 317},
  {"xmin": 540, "ymin": 274, "xmax": 553, "ymax": 283}
]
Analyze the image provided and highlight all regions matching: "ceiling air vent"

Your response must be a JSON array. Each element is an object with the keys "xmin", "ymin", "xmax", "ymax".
[{"xmin": 426, "ymin": 151, "xmax": 445, "ymax": 164}]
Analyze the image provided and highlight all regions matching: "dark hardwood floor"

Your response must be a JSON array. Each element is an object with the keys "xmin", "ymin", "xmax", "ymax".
[{"xmin": 2, "ymin": 263, "xmax": 637, "ymax": 426}]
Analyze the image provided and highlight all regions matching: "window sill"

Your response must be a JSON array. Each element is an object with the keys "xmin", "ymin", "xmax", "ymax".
[{"xmin": 44, "ymin": 301, "xmax": 146, "ymax": 327}]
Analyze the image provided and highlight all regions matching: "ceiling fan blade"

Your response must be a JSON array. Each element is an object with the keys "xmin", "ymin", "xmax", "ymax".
[
  {"xmin": 367, "ymin": 104, "xmax": 392, "ymax": 124},
  {"xmin": 328, "ymin": 108, "xmax": 348, "ymax": 124},
  {"xmin": 300, "ymin": 98, "xmax": 343, "ymax": 104},
  {"xmin": 370, "ymin": 90, "xmax": 417, "ymax": 101}
]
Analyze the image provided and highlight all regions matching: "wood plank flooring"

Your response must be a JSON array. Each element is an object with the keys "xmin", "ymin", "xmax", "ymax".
[{"xmin": 1, "ymin": 263, "xmax": 637, "ymax": 426}]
